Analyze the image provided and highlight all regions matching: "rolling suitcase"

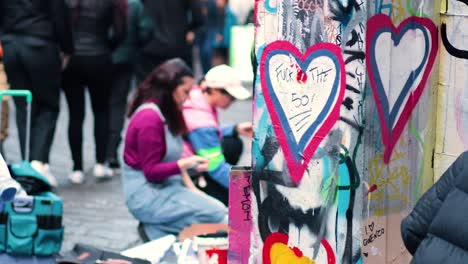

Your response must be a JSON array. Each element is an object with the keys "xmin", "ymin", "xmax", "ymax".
[{"xmin": 0, "ymin": 90, "xmax": 63, "ymax": 256}]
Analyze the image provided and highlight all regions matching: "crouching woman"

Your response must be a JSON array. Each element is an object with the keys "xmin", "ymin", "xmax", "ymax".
[{"xmin": 122, "ymin": 58, "xmax": 228, "ymax": 240}]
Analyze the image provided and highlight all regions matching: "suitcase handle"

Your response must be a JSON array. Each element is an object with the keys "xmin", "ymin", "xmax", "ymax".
[
  {"xmin": 0, "ymin": 90, "xmax": 32, "ymax": 161},
  {"xmin": 0, "ymin": 90, "xmax": 32, "ymax": 103}
]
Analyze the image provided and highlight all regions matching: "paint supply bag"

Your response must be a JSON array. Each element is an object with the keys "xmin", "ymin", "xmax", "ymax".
[{"xmin": 0, "ymin": 192, "xmax": 63, "ymax": 256}]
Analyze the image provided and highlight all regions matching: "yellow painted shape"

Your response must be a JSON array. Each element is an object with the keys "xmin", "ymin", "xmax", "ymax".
[{"xmin": 270, "ymin": 243, "xmax": 315, "ymax": 264}]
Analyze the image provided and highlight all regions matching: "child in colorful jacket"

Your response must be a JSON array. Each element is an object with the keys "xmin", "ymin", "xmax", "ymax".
[{"xmin": 182, "ymin": 65, "xmax": 252, "ymax": 204}]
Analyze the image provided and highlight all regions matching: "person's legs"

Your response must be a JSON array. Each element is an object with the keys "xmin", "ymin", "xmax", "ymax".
[
  {"xmin": 133, "ymin": 183, "xmax": 228, "ymax": 240},
  {"xmin": 189, "ymin": 135, "xmax": 243, "ymax": 205},
  {"xmin": 212, "ymin": 47, "xmax": 229, "ymax": 66},
  {"xmin": 107, "ymin": 63, "xmax": 133, "ymax": 168},
  {"xmin": 62, "ymin": 58, "xmax": 85, "ymax": 171},
  {"xmin": 199, "ymin": 32, "xmax": 214, "ymax": 74},
  {"xmin": 85, "ymin": 55, "xmax": 111, "ymax": 167},
  {"xmin": 2, "ymin": 42, "xmax": 33, "ymax": 160},
  {"xmin": 22, "ymin": 44, "xmax": 61, "ymax": 163},
  {"xmin": 181, "ymin": 46, "xmax": 193, "ymax": 70},
  {"xmin": 196, "ymin": 174, "xmax": 229, "ymax": 206}
]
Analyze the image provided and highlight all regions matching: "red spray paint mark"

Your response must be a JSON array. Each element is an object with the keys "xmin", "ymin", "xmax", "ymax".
[
  {"xmin": 321, "ymin": 239, "xmax": 336, "ymax": 264},
  {"xmin": 291, "ymin": 246, "xmax": 304, "ymax": 257},
  {"xmin": 290, "ymin": 63, "xmax": 308, "ymax": 84},
  {"xmin": 205, "ymin": 248, "xmax": 228, "ymax": 264},
  {"xmin": 367, "ymin": 184, "xmax": 378, "ymax": 195},
  {"xmin": 296, "ymin": 65, "xmax": 308, "ymax": 84}
]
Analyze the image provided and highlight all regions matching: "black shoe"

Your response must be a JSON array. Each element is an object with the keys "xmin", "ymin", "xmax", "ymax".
[
  {"xmin": 106, "ymin": 158, "xmax": 121, "ymax": 176},
  {"xmin": 107, "ymin": 157, "xmax": 120, "ymax": 169}
]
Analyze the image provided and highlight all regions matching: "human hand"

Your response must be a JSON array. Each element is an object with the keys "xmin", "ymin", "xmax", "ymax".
[
  {"xmin": 61, "ymin": 53, "xmax": 71, "ymax": 71},
  {"xmin": 178, "ymin": 156, "xmax": 209, "ymax": 172},
  {"xmin": 236, "ymin": 122, "xmax": 253, "ymax": 138},
  {"xmin": 186, "ymin": 31, "xmax": 195, "ymax": 44},
  {"xmin": 181, "ymin": 169, "xmax": 202, "ymax": 193}
]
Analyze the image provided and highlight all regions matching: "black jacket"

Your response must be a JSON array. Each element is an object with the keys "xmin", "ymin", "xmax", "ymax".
[
  {"xmin": 0, "ymin": 0, "xmax": 74, "ymax": 54},
  {"xmin": 67, "ymin": 0, "xmax": 127, "ymax": 56},
  {"xmin": 143, "ymin": 0, "xmax": 203, "ymax": 57},
  {"xmin": 401, "ymin": 151, "xmax": 468, "ymax": 263}
]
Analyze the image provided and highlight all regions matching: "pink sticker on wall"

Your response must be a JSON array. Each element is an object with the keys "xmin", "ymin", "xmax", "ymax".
[{"xmin": 228, "ymin": 167, "xmax": 252, "ymax": 264}]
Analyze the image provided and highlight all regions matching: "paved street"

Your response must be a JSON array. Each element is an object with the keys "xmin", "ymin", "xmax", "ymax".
[{"xmin": 3, "ymin": 91, "xmax": 252, "ymax": 253}]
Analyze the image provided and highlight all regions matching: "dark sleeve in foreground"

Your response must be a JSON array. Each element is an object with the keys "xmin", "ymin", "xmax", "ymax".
[{"xmin": 401, "ymin": 151, "xmax": 468, "ymax": 255}]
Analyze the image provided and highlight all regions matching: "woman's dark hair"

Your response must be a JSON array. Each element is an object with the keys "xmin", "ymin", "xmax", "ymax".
[{"xmin": 128, "ymin": 58, "xmax": 193, "ymax": 134}]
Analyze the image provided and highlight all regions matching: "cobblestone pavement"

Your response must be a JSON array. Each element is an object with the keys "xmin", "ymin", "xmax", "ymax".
[{"xmin": 3, "ymin": 92, "xmax": 252, "ymax": 253}]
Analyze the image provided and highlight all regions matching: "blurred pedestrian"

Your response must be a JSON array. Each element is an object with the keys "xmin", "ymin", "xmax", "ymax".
[
  {"xmin": 63, "ymin": 0, "xmax": 127, "ymax": 184},
  {"xmin": 135, "ymin": 0, "xmax": 204, "ymax": 81},
  {"xmin": 401, "ymin": 151, "xmax": 468, "ymax": 263},
  {"xmin": 211, "ymin": 0, "xmax": 238, "ymax": 67},
  {"xmin": 196, "ymin": 0, "xmax": 216, "ymax": 74},
  {"xmin": 182, "ymin": 64, "xmax": 251, "ymax": 205},
  {"xmin": 0, "ymin": 0, "xmax": 74, "ymax": 187},
  {"xmin": 106, "ymin": 0, "xmax": 151, "ymax": 175},
  {"xmin": 123, "ymin": 58, "xmax": 227, "ymax": 240}
]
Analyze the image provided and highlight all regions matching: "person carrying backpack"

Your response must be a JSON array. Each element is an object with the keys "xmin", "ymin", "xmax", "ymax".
[{"xmin": 106, "ymin": 0, "xmax": 152, "ymax": 175}]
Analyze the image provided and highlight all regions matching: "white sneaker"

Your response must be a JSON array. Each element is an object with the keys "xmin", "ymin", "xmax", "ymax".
[
  {"xmin": 43, "ymin": 163, "xmax": 58, "ymax": 187},
  {"xmin": 30, "ymin": 160, "xmax": 43, "ymax": 173},
  {"xmin": 31, "ymin": 160, "xmax": 58, "ymax": 187},
  {"xmin": 93, "ymin": 163, "xmax": 113, "ymax": 179},
  {"xmin": 68, "ymin": 171, "xmax": 85, "ymax": 184}
]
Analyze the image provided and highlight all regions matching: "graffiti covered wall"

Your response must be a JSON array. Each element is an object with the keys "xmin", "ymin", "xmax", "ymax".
[
  {"xmin": 251, "ymin": 0, "xmax": 441, "ymax": 263},
  {"xmin": 435, "ymin": 0, "xmax": 468, "ymax": 180}
]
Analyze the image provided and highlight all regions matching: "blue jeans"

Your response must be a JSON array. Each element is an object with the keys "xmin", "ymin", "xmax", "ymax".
[{"xmin": 122, "ymin": 164, "xmax": 228, "ymax": 239}]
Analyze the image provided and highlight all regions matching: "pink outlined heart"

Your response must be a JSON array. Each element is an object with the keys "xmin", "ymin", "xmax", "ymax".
[
  {"xmin": 366, "ymin": 14, "xmax": 438, "ymax": 164},
  {"xmin": 260, "ymin": 41, "xmax": 345, "ymax": 184}
]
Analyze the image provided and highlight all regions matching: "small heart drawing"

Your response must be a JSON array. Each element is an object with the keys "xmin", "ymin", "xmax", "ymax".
[
  {"xmin": 366, "ymin": 14, "xmax": 438, "ymax": 164},
  {"xmin": 368, "ymin": 222, "xmax": 374, "ymax": 232},
  {"xmin": 260, "ymin": 41, "xmax": 346, "ymax": 184}
]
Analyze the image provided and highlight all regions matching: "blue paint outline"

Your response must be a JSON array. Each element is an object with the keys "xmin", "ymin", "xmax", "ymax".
[
  {"xmin": 264, "ymin": 49, "xmax": 341, "ymax": 162},
  {"xmin": 369, "ymin": 23, "xmax": 430, "ymax": 129},
  {"xmin": 374, "ymin": 0, "xmax": 393, "ymax": 16},
  {"xmin": 264, "ymin": 0, "xmax": 278, "ymax": 13}
]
